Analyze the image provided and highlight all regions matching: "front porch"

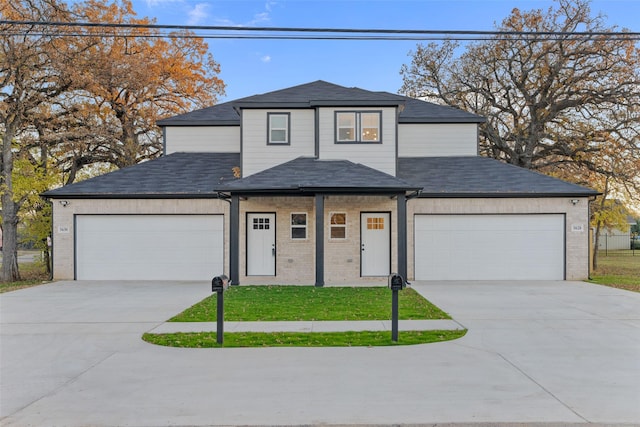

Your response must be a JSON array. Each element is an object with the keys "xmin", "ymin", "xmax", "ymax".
[{"xmin": 228, "ymin": 194, "xmax": 409, "ymax": 286}]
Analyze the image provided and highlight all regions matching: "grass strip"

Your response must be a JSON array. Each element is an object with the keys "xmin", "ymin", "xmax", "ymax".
[
  {"xmin": 170, "ymin": 286, "xmax": 450, "ymax": 322},
  {"xmin": 589, "ymin": 253, "xmax": 640, "ymax": 292},
  {"xmin": 143, "ymin": 329, "xmax": 467, "ymax": 348}
]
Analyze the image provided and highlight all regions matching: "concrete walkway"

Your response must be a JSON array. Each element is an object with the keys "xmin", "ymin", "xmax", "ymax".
[
  {"xmin": 151, "ymin": 318, "xmax": 463, "ymax": 333},
  {"xmin": 1, "ymin": 280, "xmax": 639, "ymax": 427}
]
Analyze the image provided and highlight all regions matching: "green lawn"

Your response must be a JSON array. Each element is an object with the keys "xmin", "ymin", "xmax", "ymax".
[
  {"xmin": 143, "ymin": 329, "xmax": 467, "ymax": 348},
  {"xmin": 170, "ymin": 285, "xmax": 451, "ymax": 322},
  {"xmin": 146, "ymin": 285, "xmax": 461, "ymax": 348},
  {"xmin": 0, "ymin": 259, "xmax": 50, "ymax": 293},
  {"xmin": 589, "ymin": 251, "xmax": 640, "ymax": 292}
]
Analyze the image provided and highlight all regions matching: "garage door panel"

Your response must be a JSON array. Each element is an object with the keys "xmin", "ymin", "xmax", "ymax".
[
  {"xmin": 76, "ymin": 215, "xmax": 223, "ymax": 280},
  {"xmin": 415, "ymin": 214, "xmax": 564, "ymax": 281}
]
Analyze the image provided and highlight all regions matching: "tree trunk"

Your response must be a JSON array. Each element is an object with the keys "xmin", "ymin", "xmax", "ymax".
[
  {"xmin": 44, "ymin": 244, "xmax": 52, "ymax": 278},
  {"xmin": 592, "ymin": 221, "xmax": 601, "ymax": 271},
  {"xmin": 1, "ymin": 125, "xmax": 21, "ymax": 282},
  {"xmin": 1, "ymin": 175, "xmax": 21, "ymax": 281}
]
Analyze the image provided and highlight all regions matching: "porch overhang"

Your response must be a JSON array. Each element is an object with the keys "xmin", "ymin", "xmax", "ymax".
[{"xmin": 214, "ymin": 156, "xmax": 421, "ymax": 195}]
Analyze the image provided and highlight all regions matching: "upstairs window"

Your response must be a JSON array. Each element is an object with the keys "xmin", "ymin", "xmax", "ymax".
[
  {"xmin": 335, "ymin": 111, "xmax": 381, "ymax": 143},
  {"xmin": 268, "ymin": 113, "xmax": 290, "ymax": 145}
]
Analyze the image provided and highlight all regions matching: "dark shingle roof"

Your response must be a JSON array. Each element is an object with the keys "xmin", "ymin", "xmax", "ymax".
[
  {"xmin": 156, "ymin": 101, "xmax": 239, "ymax": 126},
  {"xmin": 42, "ymin": 154, "xmax": 598, "ymax": 198},
  {"xmin": 398, "ymin": 156, "xmax": 599, "ymax": 197},
  {"xmin": 398, "ymin": 98, "xmax": 485, "ymax": 123},
  {"xmin": 157, "ymin": 81, "xmax": 484, "ymax": 126},
  {"xmin": 234, "ymin": 80, "xmax": 404, "ymax": 107},
  {"xmin": 42, "ymin": 153, "xmax": 240, "ymax": 198},
  {"xmin": 215, "ymin": 157, "xmax": 419, "ymax": 193}
]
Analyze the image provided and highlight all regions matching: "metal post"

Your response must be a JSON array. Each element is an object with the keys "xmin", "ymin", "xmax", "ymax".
[
  {"xmin": 217, "ymin": 291, "xmax": 224, "ymax": 345},
  {"xmin": 391, "ymin": 289, "xmax": 399, "ymax": 342}
]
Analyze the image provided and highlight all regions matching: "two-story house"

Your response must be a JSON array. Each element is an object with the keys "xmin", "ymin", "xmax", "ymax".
[{"xmin": 44, "ymin": 81, "xmax": 598, "ymax": 284}]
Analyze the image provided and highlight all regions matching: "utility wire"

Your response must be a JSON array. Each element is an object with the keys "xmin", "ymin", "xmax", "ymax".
[
  {"xmin": 2, "ymin": 20, "xmax": 639, "ymax": 41},
  {"xmin": 4, "ymin": 32, "xmax": 639, "ymax": 41}
]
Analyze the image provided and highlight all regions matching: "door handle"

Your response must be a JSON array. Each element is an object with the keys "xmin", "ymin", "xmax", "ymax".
[
  {"xmin": 272, "ymin": 244, "xmax": 276, "ymax": 256},
  {"xmin": 361, "ymin": 243, "xmax": 365, "ymax": 252}
]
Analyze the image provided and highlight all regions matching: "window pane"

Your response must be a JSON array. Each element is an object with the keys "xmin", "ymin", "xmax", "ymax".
[
  {"xmin": 331, "ymin": 213, "xmax": 346, "ymax": 225},
  {"xmin": 361, "ymin": 113, "xmax": 380, "ymax": 141},
  {"xmin": 338, "ymin": 128, "xmax": 354, "ymax": 141},
  {"xmin": 271, "ymin": 115, "xmax": 287, "ymax": 128},
  {"xmin": 361, "ymin": 128, "xmax": 378, "ymax": 141},
  {"xmin": 337, "ymin": 113, "xmax": 355, "ymax": 141},
  {"xmin": 271, "ymin": 129, "xmax": 287, "ymax": 142},
  {"xmin": 292, "ymin": 227, "xmax": 306, "ymax": 239},
  {"xmin": 361, "ymin": 113, "xmax": 378, "ymax": 127},
  {"xmin": 330, "ymin": 227, "xmax": 346, "ymax": 239},
  {"xmin": 291, "ymin": 213, "xmax": 307, "ymax": 226},
  {"xmin": 337, "ymin": 113, "xmax": 355, "ymax": 127}
]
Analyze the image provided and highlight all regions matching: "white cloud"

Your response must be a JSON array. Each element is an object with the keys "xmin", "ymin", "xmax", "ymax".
[
  {"xmin": 261, "ymin": 55, "xmax": 272, "ymax": 63},
  {"xmin": 187, "ymin": 3, "xmax": 210, "ymax": 25},
  {"xmin": 144, "ymin": 0, "xmax": 180, "ymax": 7},
  {"xmin": 248, "ymin": 11, "xmax": 270, "ymax": 25},
  {"xmin": 212, "ymin": 2, "xmax": 275, "ymax": 27}
]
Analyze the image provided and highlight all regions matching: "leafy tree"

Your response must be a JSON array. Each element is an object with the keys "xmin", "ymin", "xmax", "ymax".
[
  {"xmin": 59, "ymin": 0, "xmax": 226, "ymax": 169},
  {"xmin": 1, "ymin": 0, "xmax": 226, "ymax": 281},
  {"xmin": 1, "ymin": 0, "xmax": 79, "ymax": 281}
]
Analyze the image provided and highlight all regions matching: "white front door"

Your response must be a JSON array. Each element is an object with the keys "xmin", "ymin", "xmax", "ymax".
[
  {"xmin": 361, "ymin": 212, "xmax": 391, "ymax": 276},
  {"xmin": 247, "ymin": 213, "xmax": 276, "ymax": 276}
]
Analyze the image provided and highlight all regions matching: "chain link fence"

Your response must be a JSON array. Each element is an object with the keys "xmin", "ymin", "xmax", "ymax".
[{"xmin": 596, "ymin": 233, "xmax": 638, "ymax": 256}]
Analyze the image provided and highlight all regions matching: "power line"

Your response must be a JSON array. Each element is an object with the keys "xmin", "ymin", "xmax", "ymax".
[
  {"xmin": 2, "ymin": 20, "xmax": 639, "ymax": 41},
  {"xmin": 4, "ymin": 32, "xmax": 639, "ymax": 41}
]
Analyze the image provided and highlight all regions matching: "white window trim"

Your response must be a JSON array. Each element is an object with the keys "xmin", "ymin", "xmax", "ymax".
[
  {"xmin": 268, "ymin": 112, "xmax": 290, "ymax": 145},
  {"xmin": 290, "ymin": 212, "xmax": 308, "ymax": 240},
  {"xmin": 329, "ymin": 212, "xmax": 347, "ymax": 240},
  {"xmin": 335, "ymin": 111, "xmax": 381, "ymax": 144}
]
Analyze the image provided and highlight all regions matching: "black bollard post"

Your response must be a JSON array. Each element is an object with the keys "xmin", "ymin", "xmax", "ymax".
[
  {"xmin": 391, "ymin": 288, "xmax": 399, "ymax": 342},
  {"xmin": 388, "ymin": 273, "xmax": 405, "ymax": 343},
  {"xmin": 216, "ymin": 289, "xmax": 224, "ymax": 345},
  {"xmin": 211, "ymin": 275, "xmax": 229, "ymax": 345}
]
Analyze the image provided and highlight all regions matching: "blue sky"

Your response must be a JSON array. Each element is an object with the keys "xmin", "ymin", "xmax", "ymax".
[{"xmin": 129, "ymin": 0, "xmax": 639, "ymax": 102}]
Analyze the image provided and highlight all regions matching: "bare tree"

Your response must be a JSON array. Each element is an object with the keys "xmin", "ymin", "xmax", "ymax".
[
  {"xmin": 400, "ymin": 0, "xmax": 640, "ymax": 269},
  {"xmin": 400, "ymin": 0, "xmax": 639, "ymax": 172}
]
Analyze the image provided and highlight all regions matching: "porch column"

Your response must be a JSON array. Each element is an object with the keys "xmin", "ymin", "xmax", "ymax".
[
  {"xmin": 230, "ymin": 194, "xmax": 240, "ymax": 285},
  {"xmin": 315, "ymin": 194, "xmax": 325, "ymax": 287},
  {"xmin": 397, "ymin": 193, "xmax": 407, "ymax": 280}
]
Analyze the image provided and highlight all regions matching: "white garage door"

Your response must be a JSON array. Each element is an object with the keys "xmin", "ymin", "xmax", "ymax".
[
  {"xmin": 76, "ymin": 215, "xmax": 223, "ymax": 280},
  {"xmin": 415, "ymin": 214, "xmax": 564, "ymax": 280}
]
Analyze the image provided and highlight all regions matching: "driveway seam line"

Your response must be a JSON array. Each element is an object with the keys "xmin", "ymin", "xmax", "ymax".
[
  {"xmin": 1, "ymin": 351, "xmax": 119, "ymax": 420},
  {"xmin": 496, "ymin": 352, "xmax": 589, "ymax": 423}
]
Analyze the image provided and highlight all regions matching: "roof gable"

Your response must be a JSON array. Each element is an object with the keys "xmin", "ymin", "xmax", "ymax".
[{"xmin": 157, "ymin": 80, "xmax": 484, "ymax": 126}]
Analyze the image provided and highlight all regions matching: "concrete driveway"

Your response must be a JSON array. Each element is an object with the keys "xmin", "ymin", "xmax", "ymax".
[{"xmin": 1, "ymin": 280, "xmax": 639, "ymax": 426}]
